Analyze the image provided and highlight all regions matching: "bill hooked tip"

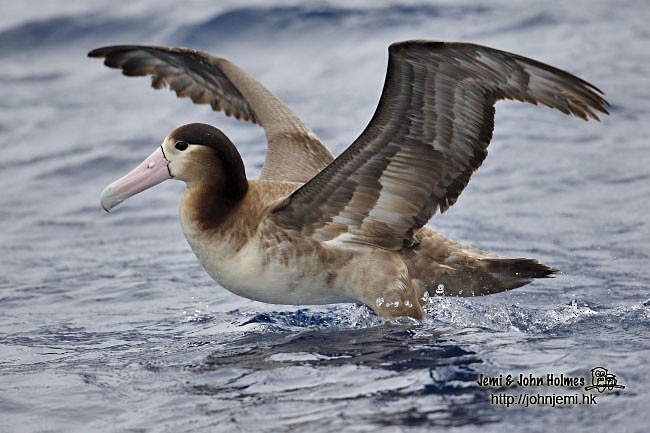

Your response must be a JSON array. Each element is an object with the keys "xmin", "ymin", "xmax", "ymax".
[{"xmin": 100, "ymin": 185, "xmax": 122, "ymax": 212}]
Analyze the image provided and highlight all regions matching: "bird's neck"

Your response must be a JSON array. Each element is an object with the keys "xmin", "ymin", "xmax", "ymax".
[{"xmin": 180, "ymin": 175, "xmax": 248, "ymax": 232}]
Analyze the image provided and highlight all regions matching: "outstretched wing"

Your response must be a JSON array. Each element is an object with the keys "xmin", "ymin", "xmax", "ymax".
[
  {"xmin": 271, "ymin": 40, "xmax": 609, "ymax": 250},
  {"xmin": 88, "ymin": 45, "xmax": 334, "ymax": 182}
]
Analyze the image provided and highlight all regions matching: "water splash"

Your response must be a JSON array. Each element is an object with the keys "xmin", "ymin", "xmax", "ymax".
[{"xmin": 424, "ymin": 297, "xmax": 607, "ymax": 334}]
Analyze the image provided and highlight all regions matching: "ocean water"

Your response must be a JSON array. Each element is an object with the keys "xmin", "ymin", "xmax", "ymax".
[{"xmin": 1, "ymin": 0, "xmax": 649, "ymax": 432}]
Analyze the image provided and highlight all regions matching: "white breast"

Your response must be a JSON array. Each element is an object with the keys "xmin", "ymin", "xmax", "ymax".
[{"xmin": 179, "ymin": 217, "xmax": 356, "ymax": 306}]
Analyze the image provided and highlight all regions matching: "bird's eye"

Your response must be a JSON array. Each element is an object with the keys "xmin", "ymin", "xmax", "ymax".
[{"xmin": 175, "ymin": 141, "xmax": 189, "ymax": 151}]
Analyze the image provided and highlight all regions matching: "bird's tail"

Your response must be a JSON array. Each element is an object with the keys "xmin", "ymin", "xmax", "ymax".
[
  {"xmin": 475, "ymin": 257, "xmax": 558, "ymax": 292},
  {"xmin": 406, "ymin": 228, "xmax": 558, "ymax": 298}
]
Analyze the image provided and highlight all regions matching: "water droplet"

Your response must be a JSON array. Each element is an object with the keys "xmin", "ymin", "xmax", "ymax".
[
  {"xmin": 404, "ymin": 300, "xmax": 412, "ymax": 308},
  {"xmin": 421, "ymin": 291, "xmax": 430, "ymax": 302},
  {"xmin": 435, "ymin": 284, "xmax": 445, "ymax": 295},
  {"xmin": 375, "ymin": 297, "xmax": 384, "ymax": 307},
  {"xmin": 384, "ymin": 300, "xmax": 400, "ymax": 308}
]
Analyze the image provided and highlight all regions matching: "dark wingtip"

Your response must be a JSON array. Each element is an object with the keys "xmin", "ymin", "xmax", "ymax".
[
  {"xmin": 389, "ymin": 40, "xmax": 447, "ymax": 55},
  {"xmin": 88, "ymin": 46, "xmax": 111, "ymax": 58},
  {"xmin": 88, "ymin": 45, "xmax": 139, "ymax": 59}
]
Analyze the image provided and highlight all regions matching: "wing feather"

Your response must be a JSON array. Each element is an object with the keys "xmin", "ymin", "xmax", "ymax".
[
  {"xmin": 271, "ymin": 41, "xmax": 609, "ymax": 250},
  {"xmin": 88, "ymin": 45, "xmax": 333, "ymax": 182}
]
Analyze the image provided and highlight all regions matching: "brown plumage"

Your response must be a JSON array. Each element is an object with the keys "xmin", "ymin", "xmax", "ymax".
[
  {"xmin": 92, "ymin": 41, "xmax": 608, "ymax": 320},
  {"xmin": 88, "ymin": 45, "xmax": 333, "ymax": 183},
  {"xmin": 271, "ymin": 41, "xmax": 607, "ymax": 250}
]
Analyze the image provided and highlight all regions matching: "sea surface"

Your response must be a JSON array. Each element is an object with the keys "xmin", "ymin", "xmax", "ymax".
[{"xmin": 1, "ymin": 1, "xmax": 648, "ymax": 432}]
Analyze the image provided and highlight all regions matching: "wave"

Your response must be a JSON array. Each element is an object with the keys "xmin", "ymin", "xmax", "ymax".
[
  {"xmin": 176, "ymin": 4, "xmax": 490, "ymax": 47},
  {"xmin": 0, "ymin": 14, "xmax": 157, "ymax": 57},
  {"xmin": 0, "ymin": 3, "xmax": 493, "ymax": 56}
]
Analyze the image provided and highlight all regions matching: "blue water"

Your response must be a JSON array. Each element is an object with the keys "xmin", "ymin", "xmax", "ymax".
[{"xmin": 1, "ymin": 1, "xmax": 649, "ymax": 432}]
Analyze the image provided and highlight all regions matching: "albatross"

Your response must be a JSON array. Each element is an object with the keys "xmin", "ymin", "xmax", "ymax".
[{"xmin": 89, "ymin": 41, "xmax": 608, "ymax": 319}]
